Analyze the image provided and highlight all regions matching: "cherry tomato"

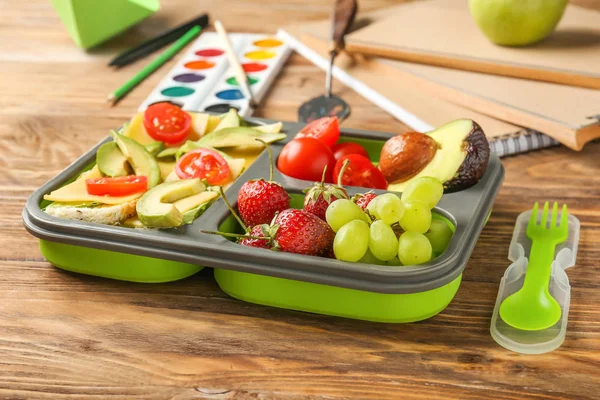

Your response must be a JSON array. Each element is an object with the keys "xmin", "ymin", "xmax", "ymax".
[
  {"xmin": 175, "ymin": 148, "xmax": 231, "ymax": 185},
  {"xmin": 333, "ymin": 154, "xmax": 388, "ymax": 190},
  {"xmin": 86, "ymin": 175, "xmax": 148, "ymax": 196},
  {"xmin": 277, "ymin": 137, "xmax": 336, "ymax": 182},
  {"xmin": 332, "ymin": 142, "xmax": 369, "ymax": 160},
  {"xmin": 295, "ymin": 116, "xmax": 340, "ymax": 148},
  {"xmin": 143, "ymin": 102, "xmax": 192, "ymax": 144}
]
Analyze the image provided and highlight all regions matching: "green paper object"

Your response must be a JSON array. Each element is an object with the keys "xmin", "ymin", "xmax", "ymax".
[{"xmin": 51, "ymin": 0, "xmax": 160, "ymax": 49}]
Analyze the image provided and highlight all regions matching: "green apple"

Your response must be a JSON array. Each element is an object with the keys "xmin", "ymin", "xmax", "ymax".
[{"xmin": 469, "ymin": 0, "xmax": 567, "ymax": 46}]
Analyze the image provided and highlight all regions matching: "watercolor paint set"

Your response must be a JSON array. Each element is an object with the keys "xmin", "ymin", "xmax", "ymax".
[{"xmin": 138, "ymin": 31, "xmax": 291, "ymax": 116}]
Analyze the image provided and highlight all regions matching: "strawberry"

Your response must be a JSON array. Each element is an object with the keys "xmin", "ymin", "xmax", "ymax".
[
  {"xmin": 322, "ymin": 245, "xmax": 336, "ymax": 259},
  {"xmin": 271, "ymin": 209, "xmax": 335, "ymax": 256},
  {"xmin": 237, "ymin": 141, "xmax": 290, "ymax": 227},
  {"xmin": 303, "ymin": 166, "xmax": 349, "ymax": 220},
  {"xmin": 354, "ymin": 192, "xmax": 378, "ymax": 211},
  {"xmin": 238, "ymin": 179, "xmax": 289, "ymax": 227},
  {"xmin": 238, "ymin": 225, "xmax": 271, "ymax": 249}
]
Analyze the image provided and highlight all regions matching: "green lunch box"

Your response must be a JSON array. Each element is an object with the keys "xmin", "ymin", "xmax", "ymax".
[{"xmin": 23, "ymin": 118, "xmax": 504, "ymax": 322}]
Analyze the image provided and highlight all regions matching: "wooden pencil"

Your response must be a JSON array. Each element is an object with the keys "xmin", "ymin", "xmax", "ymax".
[{"xmin": 107, "ymin": 26, "xmax": 202, "ymax": 105}]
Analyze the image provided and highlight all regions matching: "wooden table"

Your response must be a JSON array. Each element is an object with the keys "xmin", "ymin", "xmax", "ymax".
[{"xmin": 1, "ymin": 1, "xmax": 599, "ymax": 399}]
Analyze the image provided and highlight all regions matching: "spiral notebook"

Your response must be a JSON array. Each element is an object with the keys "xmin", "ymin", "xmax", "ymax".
[{"xmin": 280, "ymin": 26, "xmax": 559, "ymax": 157}]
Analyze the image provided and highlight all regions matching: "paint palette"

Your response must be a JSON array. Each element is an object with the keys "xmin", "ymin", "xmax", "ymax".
[{"xmin": 138, "ymin": 32, "xmax": 291, "ymax": 117}]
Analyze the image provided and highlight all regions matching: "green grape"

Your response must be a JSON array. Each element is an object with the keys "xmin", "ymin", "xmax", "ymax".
[
  {"xmin": 366, "ymin": 193, "xmax": 404, "ymax": 224},
  {"xmin": 366, "ymin": 195, "xmax": 383, "ymax": 219},
  {"xmin": 397, "ymin": 231, "xmax": 432, "ymax": 265},
  {"xmin": 399, "ymin": 200, "xmax": 431, "ymax": 234},
  {"xmin": 425, "ymin": 219, "xmax": 454, "ymax": 254},
  {"xmin": 385, "ymin": 257, "xmax": 403, "ymax": 266},
  {"xmin": 369, "ymin": 220, "xmax": 399, "ymax": 261},
  {"xmin": 374, "ymin": 193, "xmax": 405, "ymax": 225},
  {"xmin": 334, "ymin": 220, "xmax": 370, "ymax": 262},
  {"xmin": 401, "ymin": 176, "xmax": 444, "ymax": 209},
  {"xmin": 358, "ymin": 248, "xmax": 386, "ymax": 265},
  {"xmin": 326, "ymin": 199, "xmax": 369, "ymax": 232}
]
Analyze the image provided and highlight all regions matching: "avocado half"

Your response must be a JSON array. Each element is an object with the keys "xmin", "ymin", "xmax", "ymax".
[
  {"xmin": 385, "ymin": 119, "xmax": 490, "ymax": 193},
  {"xmin": 110, "ymin": 131, "xmax": 161, "ymax": 188},
  {"xmin": 137, "ymin": 179, "xmax": 207, "ymax": 228},
  {"xmin": 97, "ymin": 141, "xmax": 131, "ymax": 177}
]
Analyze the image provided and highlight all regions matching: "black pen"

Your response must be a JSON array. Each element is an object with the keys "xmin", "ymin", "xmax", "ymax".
[{"xmin": 109, "ymin": 13, "xmax": 209, "ymax": 68}]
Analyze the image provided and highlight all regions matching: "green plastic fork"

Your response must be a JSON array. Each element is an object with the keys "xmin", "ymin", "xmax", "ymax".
[{"xmin": 499, "ymin": 202, "xmax": 569, "ymax": 331}]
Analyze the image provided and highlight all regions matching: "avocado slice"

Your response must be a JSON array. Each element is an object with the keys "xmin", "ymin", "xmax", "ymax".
[
  {"xmin": 110, "ymin": 131, "xmax": 161, "ymax": 188},
  {"xmin": 136, "ymin": 179, "xmax": 206, "ymax": 228},
  {"xmin": 156, "ymin": 147, "xmax": 179, "ymax": 159},
  {"xmin": 387, "ymin": 119, "xmax": 490, "ymax": 193},
  {"xmin": 213, "ymin": 108, "xmax": 240, "ymax": 131},
  {"xmin": 198, "ymin": 127, "xmax": 286, "ymax": 149},
  {"xmin": 97, "ymin": 141, "xmax": 131, "ymax": 177},
  {"xmin": 144, "ymin": 141, "xmax": 165, "ymax": 156},
  {"xmin": 176, "ymin": 191, "xmax": 219, "ymax": 224},
  {"xmin": 128, "ymin": 190, "xmax": 217, "ymax": 228}
]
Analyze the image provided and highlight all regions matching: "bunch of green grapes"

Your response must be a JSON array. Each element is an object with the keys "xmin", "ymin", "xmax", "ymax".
[{"xmin": 326, "ymin": 177, "xmax": 453, "ymax": 266}]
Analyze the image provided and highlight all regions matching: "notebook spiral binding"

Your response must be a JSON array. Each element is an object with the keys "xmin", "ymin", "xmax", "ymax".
[{"xmin": 489, "ymin": 129, "xmax": 560, "ymax": 158}]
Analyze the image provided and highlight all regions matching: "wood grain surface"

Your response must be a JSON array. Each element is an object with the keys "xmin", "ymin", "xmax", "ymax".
[{"xmin": 1, "ymin": 0, "xmax": 599, "ymax": 399}]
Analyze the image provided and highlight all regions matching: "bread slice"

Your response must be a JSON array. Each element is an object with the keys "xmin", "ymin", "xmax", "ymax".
[{"xmin": 45, "ymin": 200, "xmax": 138, "ymax": 225}]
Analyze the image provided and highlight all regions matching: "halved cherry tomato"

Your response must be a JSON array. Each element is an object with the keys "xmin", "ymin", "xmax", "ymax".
[
  {"xmin": 277, "ymin": 137, "xmax": 336, "ymax": 182},
  {"xmin": 332, "ymin": 142, "xmax": 369, "ymax": 160},
  {"xmin": 143, "ymin": 102, "xmax": 192, "ymax": 144},
  {"xmin": 295, "ymin": 116, "xmax": 340, "ymax": 148},
  {"xmin": 175, "ymin": 148, "xmax": 231, "ymax": 185},
  {"xmin": 333, "ymin": 154, "xmax": 388, "ymax": 190},
  {"xmin": 86, "ymin": 175, "xmax": 148, "ymax": 196}
]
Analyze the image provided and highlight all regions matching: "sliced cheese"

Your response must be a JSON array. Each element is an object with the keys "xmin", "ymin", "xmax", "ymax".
[
  {"xmin": 205, "ymin": 115, "xmax": 222, "ymax": 134},
  {"xmin": 43, "ymin": 167, "xmax": 143, "ymax": 205},
  {"xmin": 254, "ymin": 122, "xmax": 283, "ymax": 134},
  {"xmin": 123, "ymin": 216, "xmax": 146, "ymax": 228},
  {"xmin": 158, "ymin": 160, "xmax": 175, "ymax": 181},
  {"xmin": 228, "ymin": 158, "xmax": 246, "ymax": 181},
  {"xmin": 190, "ymin": 113, "xmax": 209, "ymax": 138},
  {"xmin": 223, "ymin": 149, "xmax": 260, "ymax": 170},
  {"xmin": 123, "ymin": 113, "xmax": 155, "ymax": 145},
  {"xmin": 165, "ymin": 170, "xmax": 180, "ymax": 182}
]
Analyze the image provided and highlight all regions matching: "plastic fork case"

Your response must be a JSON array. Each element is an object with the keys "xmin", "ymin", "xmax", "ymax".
[
  {"xmin": 490, "ymin": 209, "xmax": 581, "ymax": 354},
  {"xmin": 23, "ymin": 116, "xmax": 504, "ymax": 322}
]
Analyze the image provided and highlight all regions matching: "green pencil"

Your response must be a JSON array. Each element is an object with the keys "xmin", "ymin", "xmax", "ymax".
[{"xmin": 107, "ymin": 25, "xmax": 202, "ymax": 104}]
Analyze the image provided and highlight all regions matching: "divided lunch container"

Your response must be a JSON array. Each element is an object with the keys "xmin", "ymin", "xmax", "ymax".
[{"xmin": 23, "ymin": 117, "xmax": 504, "ymax": 323}]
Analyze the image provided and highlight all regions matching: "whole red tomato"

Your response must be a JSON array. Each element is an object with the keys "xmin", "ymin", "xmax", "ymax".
[
  {"xmin": 331, "ymin": 142, "xmax": 369, "ymax": 160},
  {"xmin": 295, "ymin": 116, "xmax": 340, "ymax": 148},
  {"xmin": 277, "ymin": 137, "xmax": 336, "ymax": 182},
  {"xmin": 333, "ymin": 154, "xmax": 388, "ymax": 190}
]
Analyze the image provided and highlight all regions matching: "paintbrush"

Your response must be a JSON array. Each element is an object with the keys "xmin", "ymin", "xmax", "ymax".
[{"xmin": 214, "ymin": 20, "xmax": 257, "ymax": 108}]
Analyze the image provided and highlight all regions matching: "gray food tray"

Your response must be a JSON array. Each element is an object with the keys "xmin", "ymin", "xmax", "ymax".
[{"xmin": 23, "ymin": 118, "xmax": 504, "ymax": 294}]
